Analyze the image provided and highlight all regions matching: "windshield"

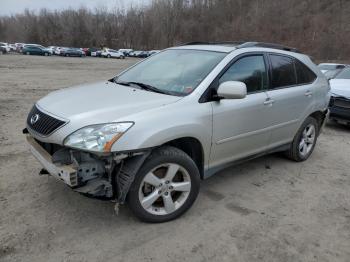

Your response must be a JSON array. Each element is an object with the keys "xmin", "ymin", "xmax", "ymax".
[
  {"xmin": 116, "ymin": 49, "xmax": 226, "ymax": 96},
  {"xmin": 318, "ymin": 64, "xmax": 344, "ymax": 71},
  {"xmin": 324, "ymin": 69, "xmax": 341, "ymax": 79},
  {"xmin": 335, "ymin": 68, "xmax": 350, "ymax": 80}
]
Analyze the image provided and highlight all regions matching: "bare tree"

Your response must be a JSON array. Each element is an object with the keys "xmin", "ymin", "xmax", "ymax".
[{"xmin": 0, "ymin": 0, "xmax": 349, "ymax": 60}]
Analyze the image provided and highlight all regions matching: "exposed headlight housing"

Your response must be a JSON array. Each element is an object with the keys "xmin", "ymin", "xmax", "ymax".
[{"xmin": 64, "ymin": 122, "xmax": 134, "ymax": 152}]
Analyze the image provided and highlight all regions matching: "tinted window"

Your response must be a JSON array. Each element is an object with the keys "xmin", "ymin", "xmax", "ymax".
[
  {"xmin": 270, "ymin": 54, "xmax": 296, "ymax": 88},
  {"xmin": 295, "ymin": 59, "xmax": 317, "ymax": 84},
  {"xmin": 219, "ymin": 55, "xmax": 268, "ymax": 93}
]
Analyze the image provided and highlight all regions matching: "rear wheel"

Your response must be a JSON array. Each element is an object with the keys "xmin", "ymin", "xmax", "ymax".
[
  {"xmin": 127, "ymin": 146, "xmax": 200, "ymax": 223},
  {"xmin": 26, "ymin": 52, "xmax": 30, "ymax": 55},
  {"xmin": 44, "ymin": 52, "xmax": 48, "ymax": 56},
  {"xmin": 65, "ymin": 54, "xmax": 69, "ymax": 57},
  {"xmin": 285, "ymin": 116, "xmax": 319, "ymax": 162},
  {"xmin": 107, "ymin": 54, "xmax": 111, "ymax": 58}
]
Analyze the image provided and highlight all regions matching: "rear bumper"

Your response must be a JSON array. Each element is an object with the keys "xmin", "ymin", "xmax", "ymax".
[{"xmin": 26, "ymin": 135, "xmax": 78, "ymax": 187}]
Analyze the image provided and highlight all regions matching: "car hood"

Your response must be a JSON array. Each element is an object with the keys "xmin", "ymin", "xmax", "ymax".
[
  {"xmin": 37, "ymin": 81, "xmax": 182, "ymax": 123},
  {"xmin": 330, "ymin": 79, "xmax": 350, "ymax": 99}
]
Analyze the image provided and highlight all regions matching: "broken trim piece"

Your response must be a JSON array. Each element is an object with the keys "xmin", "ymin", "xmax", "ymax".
[{"xmin": 116, "ymin": 151, "xmax": 151, "ymax": 204}]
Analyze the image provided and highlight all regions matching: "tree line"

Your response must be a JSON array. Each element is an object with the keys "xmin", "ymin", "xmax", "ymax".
[{"xmin": 0, "ymin": 0, "xmax": 349, "ymax": 60}]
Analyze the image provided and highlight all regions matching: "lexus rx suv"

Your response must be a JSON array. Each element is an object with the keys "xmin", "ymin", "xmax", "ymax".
[{"xmin": 24, "ymin": 42, "xmax": 330, "ymax": 222}]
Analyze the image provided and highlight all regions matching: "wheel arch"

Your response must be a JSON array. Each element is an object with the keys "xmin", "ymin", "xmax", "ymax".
[
  {"xmin": 309, "ymin": 110, "xmax": 327, "ymax": 131},
  {"xmin": 161, "ymin": 137, "xmax": 205, "ymax": 179}
]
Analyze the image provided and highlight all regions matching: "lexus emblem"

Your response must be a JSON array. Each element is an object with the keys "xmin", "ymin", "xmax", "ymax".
[{"xmin": 30, "ymin": 114, "xmax": 40, "ymax": 124}]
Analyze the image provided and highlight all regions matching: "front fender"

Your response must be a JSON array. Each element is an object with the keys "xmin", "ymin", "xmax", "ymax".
[{"xmin": 112, "ymin": 123, "xmax": 211, "ymax": 155}]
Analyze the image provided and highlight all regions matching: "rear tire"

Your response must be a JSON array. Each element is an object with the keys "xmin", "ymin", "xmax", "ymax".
[
  {"xmin": 127, "ymin": 146, "xmax": 200, "ymax": 223},
  {"xmin": 107, "ymin": 54, "xmax": 111, "ymax": 58},
  {"xmin": 285, "ymin": 116, "xmax": 319, "ymax": 162},
  {"xmin": 65, "ymin": 54, "xmax": 69, "ymax": 57},
  {"xmin": 26, "ymin": 52, "xmax": 30, "ymax": 55}
]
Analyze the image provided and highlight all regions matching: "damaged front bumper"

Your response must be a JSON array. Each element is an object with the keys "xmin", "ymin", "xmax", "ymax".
[
  {"xmin": 26, "ymin": 134, "xmax": 150, "ymax": 202},
  {"xmin": 26, "ymin": 135, "xmax": 79, "ymax": 186}
]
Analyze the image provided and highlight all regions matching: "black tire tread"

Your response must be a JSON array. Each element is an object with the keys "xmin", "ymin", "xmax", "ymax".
[
  {"xmin": 127, "ymin": 146, "xmax": 200, "ymax": 223},
  {"xmin": 285, "ymin": 116, "xmax": 319, "ymax": 162}
]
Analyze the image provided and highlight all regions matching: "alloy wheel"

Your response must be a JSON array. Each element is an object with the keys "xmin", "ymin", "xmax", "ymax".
[
  {"xmin": 299, "ymin": 123, "xmax": 316, "ymax": 157},
  {"xmin": 138, "ymin": 163, "xmax": 191, "ymax": 216}
]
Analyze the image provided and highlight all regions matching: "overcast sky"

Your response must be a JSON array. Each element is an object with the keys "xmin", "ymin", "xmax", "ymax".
[{"xmin": 0, "ymin": 0, "xmax": 150, "ymax": 16}]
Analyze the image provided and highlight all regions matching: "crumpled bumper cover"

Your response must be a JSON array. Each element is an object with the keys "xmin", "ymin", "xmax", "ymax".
[{"xmin": 26, "ymin": 135, "xmax": 78, "ymax": 187}]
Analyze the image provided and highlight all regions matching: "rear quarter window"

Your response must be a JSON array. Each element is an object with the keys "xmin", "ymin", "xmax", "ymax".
[{"xmin": 295, "ymin": 59, "xmax": 317, "ymax": 84}]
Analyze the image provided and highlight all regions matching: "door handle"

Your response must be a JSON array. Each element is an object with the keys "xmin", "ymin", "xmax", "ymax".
[
  {"xmin": 263, "ymin": 98, "xmax": 275, "ymax": 106},
  {"xmin": 305, "ymin": 91, "xmax": 313, "ymax": 97}
]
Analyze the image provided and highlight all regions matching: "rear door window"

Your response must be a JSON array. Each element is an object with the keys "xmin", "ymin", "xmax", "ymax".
[{"xmin": 269, "ymin": 54, "xmax": 297, "ymax": 89}]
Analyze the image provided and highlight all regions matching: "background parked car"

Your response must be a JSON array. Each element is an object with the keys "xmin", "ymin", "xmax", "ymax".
[
  {"xmin": 54, "ymin": 47, "xmax": 65, "ymax": 55},
  {"xmin": 118, "ymin": 49, "xmax": 133, "ymax": 56},
  {"xmin": 47, "ymin": 46, "xmax": 58, "ymax": 54},
  {"xmin": 9, "ymin": 44, "xmax": 16, "ymax": 51},
  {"xmin": 138, "ymin": 51, "xmax": 149, "ymax": 58},
  {"xmin": 15, "ymin": 43, "xmax": 25, "ymax": 52},
  {"xmin": 149, "ymin": 50, "xmax": 160, "ymax": 56},
  {"xmin": 84, "ymin": 47, "xmax": 100, "ymax": 56},
  {"xmin": 101, "ymin": 48, "xmax": 125, "ymax": 59},
  {"xmin": 129, "ymin": 50, "xmax": 148, "ymax": 58},
  {"xmin": 328, "ymin": 67, "xmax": 350, "ymax": 125},
  {"xmin": 91, "ymin": 50, "xmax": 102, "ymax": 57},
  {"xmin": 318, "ymin": 63, "xmax": 346, "ymax": 74},
  {"xmin": 59, "ymin": 48, "xmax": 85, "ymax": 57},
  {"xmin": 324, "ymin": 66, "xmax": 348, "ymax": 80},
  {"xmin": 0, "ymin": 42, "xmax": 10, "ymax": 52},
  {"xmin": 22, "ymin": 45, "xmax": 51, "ymax": 56},
  {"xmin": 0, "ymin": 46, "xmax": 7, "ymax": 54}
]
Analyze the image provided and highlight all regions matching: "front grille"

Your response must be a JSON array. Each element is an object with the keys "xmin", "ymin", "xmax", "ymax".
[
  {"xmin": 27, "ymin": 105, "xmax": 66, "ymax": 136},
  {"xmin": 334, "ymin": 98, "xmax": 350, "ymax": 109}
]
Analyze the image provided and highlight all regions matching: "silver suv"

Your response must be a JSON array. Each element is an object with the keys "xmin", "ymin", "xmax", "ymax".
[{"xmin": 25, "ymin": 42, "xmax": 330, "ymax": 222}]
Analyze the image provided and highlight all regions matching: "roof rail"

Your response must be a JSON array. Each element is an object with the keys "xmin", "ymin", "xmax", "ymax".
[
  {"xmin": 237, "ymin": 42, "xmax": 301, "ymax": 53},
  {"xmin": 182, "ymin": 41, "xmax": 245, "ymax": 46},
  {"xmin": 181, "ymin": 41, "xmax": 301, "ymax": 53}
]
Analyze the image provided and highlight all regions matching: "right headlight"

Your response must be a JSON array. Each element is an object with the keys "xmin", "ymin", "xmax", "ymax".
[{"xmin": 64, "ymin": 122, "xmax": 134, "ymax": 152}]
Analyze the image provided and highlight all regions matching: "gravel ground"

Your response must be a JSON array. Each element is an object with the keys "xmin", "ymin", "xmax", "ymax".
[{"xmin": 0, "ymin": 54, "xmax": 350, "ymax": 262}]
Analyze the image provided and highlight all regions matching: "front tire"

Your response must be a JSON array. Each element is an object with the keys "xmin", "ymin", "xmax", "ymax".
[
  {"xmin": 285, "ymin": 116, "xmax": 319, "ymax": 162},
  {"xmin": 127, "ymin": 146, "xmax": 200, "ymax": 223}
]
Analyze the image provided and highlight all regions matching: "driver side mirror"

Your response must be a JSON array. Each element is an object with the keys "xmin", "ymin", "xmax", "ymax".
[{"xmin": 217, "ymin": 81, "xmax": 247, "ymax": 100}]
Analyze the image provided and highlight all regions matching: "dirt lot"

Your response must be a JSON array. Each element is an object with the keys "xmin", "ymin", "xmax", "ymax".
[{"xmin": 0, "ymin": 54, "xmax": 350, "ymax": 262}]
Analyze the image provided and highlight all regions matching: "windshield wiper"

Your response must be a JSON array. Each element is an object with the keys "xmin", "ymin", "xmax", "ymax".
[{"xmin": 115, "ymin": 80, "xmax": 172, "ymax": 95}]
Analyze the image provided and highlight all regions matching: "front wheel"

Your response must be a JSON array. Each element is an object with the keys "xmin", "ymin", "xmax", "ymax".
[
  {"xmin": 127, "ymin": 146, "xmax": 200, "ymax": 223},
  {"xmin": 285, "ymin": 116, "xmax": 319, "ymax": 162}
]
